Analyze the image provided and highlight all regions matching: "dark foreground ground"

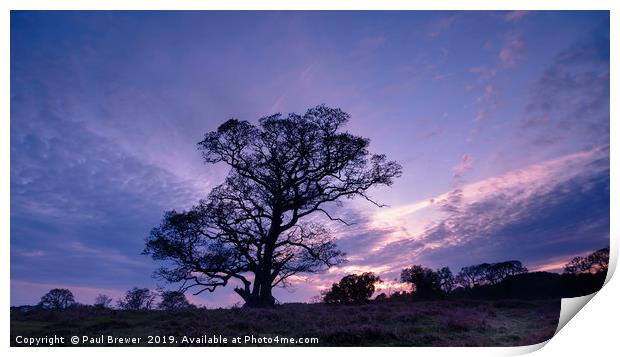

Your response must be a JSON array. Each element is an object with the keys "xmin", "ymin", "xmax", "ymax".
[{"xmin": 11, "ymin": 299, "xmax": 560, "ymax": 347}]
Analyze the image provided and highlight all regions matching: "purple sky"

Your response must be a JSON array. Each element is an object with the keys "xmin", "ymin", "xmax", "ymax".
[{"xmin": 11, "ymin": 11, "xmax": 609, "ymax": 307}]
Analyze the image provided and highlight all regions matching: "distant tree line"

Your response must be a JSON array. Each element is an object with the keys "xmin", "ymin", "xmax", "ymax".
[
  {"xmin": 13, "ymin": 247, "xmax": 609, "ymax": 311},
  {"xmin": 18, "ymin": 287, "xmax": 196, "ymax": 312},
  {"xmin": 322, "ymin": 247, "xmax": 609, "ymax": 304}
]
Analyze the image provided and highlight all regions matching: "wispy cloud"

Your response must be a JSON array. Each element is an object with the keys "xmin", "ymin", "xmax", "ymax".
[
  {"xmin": 453, "ymin": 154, "xmax": 474, "ymax": 177},
  {"xmin": 473, "ymin": 110, "xmax": 486, "ymax": 123},
  {"xmin": 504, "ymin": 11, "xmax": 529, "ymax": 23},
  {"xmin": 499, "ymin": 37, "xmax": 527, "ymax": 68},
  {"xmin": 351, "ymin": 35, "xmax": 387, "ymax": 58},
  {"xmin": 427, "ymin": 14, "xmax": 460, "ymax": 38},
  {"xmin": 433, "ymin": 72, "xmax": 455, "ymax": 81},
  {"xmin": 13, "ymin": 250, "xmax": 46, "ymax": 258}
]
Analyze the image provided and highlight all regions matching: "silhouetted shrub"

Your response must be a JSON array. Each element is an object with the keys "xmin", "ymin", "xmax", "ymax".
[
  {"xmin": 159, "ymin": 291, "xmax": 194, "ymax": 310},
  {"xmin": 117, "ymin": 287, "xmax": 156, "ymax": 310},
  {"xmin": 94, "ymin": 294, "xmax": 113, "ymax": 309},
  {"xmin": 322, "ymin": 272, "xmax": 381, "ymax": 304}
]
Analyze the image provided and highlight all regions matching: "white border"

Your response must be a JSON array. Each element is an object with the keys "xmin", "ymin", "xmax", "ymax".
[{"xmin": 3, "ymin": 1, "xmax": 617, "ymax": 356}]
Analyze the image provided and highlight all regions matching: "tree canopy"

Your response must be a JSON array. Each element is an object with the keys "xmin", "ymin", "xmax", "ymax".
[
  {"xmin": 322, "ymin": 272, "xmax": 381, "ymax": 304},
  {"xmin": 117, "ymin": 288, "xmax": 156, "ymax": 310},
  {"xmin": 94, "ymin": 294, "xmax": 113, "ymax": 309},
  {"xmin": 564, "ymin": 248, "xmax": 609, "ymax": 274},
  {"xmin": 144, "ymin": 105, "xmax": 402, "ymax": 307},
  {"xmin": 401, "ymin": 265, "xmax": 442, "ymax": 299},
  {"xmin": 39, "ymin": 288, "xmax": 75, "ymax": 310},
  {"xmin": 159, "ymin": 291, "xmax": 194, "ymax": 311},
  {"xmin": 456, "ymin": 261, "xmax": 527, "ymax": 288}
]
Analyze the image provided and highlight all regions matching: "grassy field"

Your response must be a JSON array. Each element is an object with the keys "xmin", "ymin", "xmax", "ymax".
[{"xmin": 11, "ymin": 299, "xmax": 560, "ymax": 347}]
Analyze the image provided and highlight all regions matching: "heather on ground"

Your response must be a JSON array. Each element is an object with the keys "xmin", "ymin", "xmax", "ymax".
[{"xmin": 11, "ymin": 299, "xmax": 560, "ymax": 347}]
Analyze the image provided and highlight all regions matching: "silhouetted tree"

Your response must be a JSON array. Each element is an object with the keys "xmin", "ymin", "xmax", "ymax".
[
  {"xmin": 39, "ymin": 288, "xmax": 75, "ymax": 310},
  {"xmin": 144, "ymin": 105, "xmax": 402, "ymax": 307},
  {"xmin": 456, "ymin": 261, "xmax": 527, "ymax": 288},
  {"xmin": 159, "ymin": 291, "xmax": 194, "ymax": 310},
  {"xmin": 117, "ymin": 288, "xmax": 156, "ymax": 310},
  {"xmin": 401, "ymin": 265, "xmax": 441, "ymax": 298},
  {"xmin": 484, "ymin": 261, "xmax": 528, "ymax": 284},
  {"xmin": 322, "ymin": 272, "xmax": 381, "ymax": 304},
  {"xmin": 94, "ymin": 294, "xmax": 113, "ymax": 309},
  {"xmin": 564, "ymin": 248, "xmax": 609, "ymax": 274},
  {"xmin": 456, "ymin": 264, "xmax": 489, "ymax": 288},
  {"xmin": 564, "ymin": 256, "xmax": 589, "ymax": 274},
  {"xmin": 436, "ymin": 266, "xmax": 456, "ymax": 294}
]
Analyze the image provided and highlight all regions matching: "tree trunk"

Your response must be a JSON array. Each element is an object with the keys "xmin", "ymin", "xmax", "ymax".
[
  {"xmin": 234, "ymin": 272, "xmax": 275, "ymax": 308},
  {"xmin": 258, "ymin": 281, "xmax": 275, "ymax": 307},
  {"xmin": 235, "ymin": 215, "xmax": 280, "ymax": 308}
]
